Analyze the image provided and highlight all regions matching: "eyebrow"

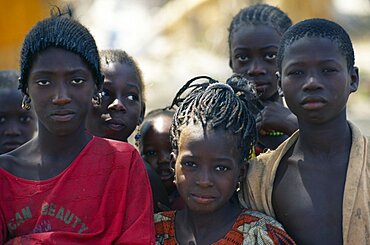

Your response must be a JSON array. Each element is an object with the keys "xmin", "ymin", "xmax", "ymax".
[
  {"xmin": 29, "ymin": 68, "xmax": 90, "ymax": 76},
  {"xmin": 234, "ymin": 44, "xmax": 279, "ymax": 50}
]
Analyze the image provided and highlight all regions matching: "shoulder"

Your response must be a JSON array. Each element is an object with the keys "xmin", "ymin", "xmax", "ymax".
[
  {"xmin": 237, "ymin": 209, "xmax": 296, "ymax": 244},
  {"xmin": 237, "ymin": 209, "xmax": 284, "ymax": 229},
  {"xmin": 154, "ymin": 210, "xmax": 176, "ymax": 224},
  {"xmin": 91, "ymin": 136, "xmax": 137, "ymax": 153}
]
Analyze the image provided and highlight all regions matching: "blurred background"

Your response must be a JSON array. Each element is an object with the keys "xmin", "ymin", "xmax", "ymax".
[{"xmin": 1, "ymin": 0, "xmax": 369, "ymax": 134}]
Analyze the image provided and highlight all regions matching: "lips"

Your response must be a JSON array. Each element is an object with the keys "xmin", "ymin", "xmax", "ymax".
[
  {"xmin": 2, "ymin": 141, "xmax": 22, "ymax": 151},
  {"xmin": 158, "ymin": 168, "xmax": 174, "ymax": 181},
  {"xmin": 50, "ymin": 110, "xmax": 75, "ymax": 122},
  {"xmin": 105, "ymin": 119, "xmax": 126, "ymax": 131},
  {"xmin": 190, "ymin": 193, "xmax": 216, "ymax": 204},
  {"xmin": 300, "ymin": 96, "xmax": 327, "ymax": 110}
]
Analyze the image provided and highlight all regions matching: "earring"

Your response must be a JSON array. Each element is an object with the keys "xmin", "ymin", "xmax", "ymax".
[
  {"xmin": 22, "ymin": 96, "xmax": 31, "ymax": 110},
  {"xmin": 92, "ymin": 92, "xmax": 102, "ymax": 106},
  {"xmin": 277, "ymin": 87, "xmax": 284, "ymax": 97}
]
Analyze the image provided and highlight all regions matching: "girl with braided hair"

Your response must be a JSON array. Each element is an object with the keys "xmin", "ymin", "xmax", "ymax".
[
  {"xmin": 154, "ymin": 75, "xmax": 295, "ymax": 244},
  {"xmin": 0, "ymin": 10, "xmax": 154, "ymax": 244},
  {"xmin": 228, "ymin": 4, "xmax": 298, "ymax": 155}
]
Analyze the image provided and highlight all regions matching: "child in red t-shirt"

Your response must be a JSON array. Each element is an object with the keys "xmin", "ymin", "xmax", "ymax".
[{"xmin": 0, "ymin": 9, "xmax": 155, "ymax": 244}]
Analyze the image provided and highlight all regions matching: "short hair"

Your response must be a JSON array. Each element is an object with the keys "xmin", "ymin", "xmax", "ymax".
[
  {"xmin": 0, "ymin": 70, "xmax": 20, "ymax": 90},
  {"xmin": 136, "ymin": 108, "xmax": 175, "ymax": 148},
  {"xmin": 228, "ymin": 3, "xmax": 292, "ymax": 53},
  {"xmin": 100, "ymin": 49, "xmax": 145, "ymax": 102},
  {"xmin": 277, "ymin": 18, "xmax": 355, "ymax": 72},
  {"xmin": 19, "ymin": 11, "xmax": 103, "ymax": 94},
  {"xmin": 169, "ymin": 74, "xmax": 258, "ymax": 161}
]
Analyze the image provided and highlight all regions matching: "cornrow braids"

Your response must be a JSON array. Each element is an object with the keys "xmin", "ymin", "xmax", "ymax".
[
  {"xmin": 100, "ymin": 49, "xmax": 145, "ymax": 102},
  {"xmin": 228, "ymin": 3, "xmax": 292, "ymax": 54},
  {"xmin": 277, "ymin": 18, "xmax": 355, "ymax": 73},
  {"xmin": 170, "ymin": 74, "xmax": 258, "ymax": 161},
  {"xmin": 19, "ymin": 12, "xmax": 103, "ymax": 94},
  {"xmin": 0, "ymin": 70, "xmax": 20, "ymax": 90}
]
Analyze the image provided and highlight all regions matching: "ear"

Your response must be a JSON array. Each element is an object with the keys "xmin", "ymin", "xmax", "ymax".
[
  {"xmin": 138, "ymin": 102, "xmax": 146, "ymax": 125},
  {"xmin": 170, "ymin": 152, "xmax": 177, "ymax": 167},
  {"xmin": 170, "ymin": 152, "xmax": 177, "ymax": 184},
  {"xmin": 238, "ymin": 160, "xmax": 248, "ymax": 182},
  {"xmin": 276, "ymin": 71, "xmax": 282, "ymax": 88},
  {"xmin": 229, "ymin": 58, "xmax": 233, "ymax": 69},
  {"xmin": 349, "ymin": 66, "xmax": 359, "ymax": 93}
]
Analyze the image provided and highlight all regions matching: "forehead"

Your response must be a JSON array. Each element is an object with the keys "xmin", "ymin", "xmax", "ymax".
[
  {"xmin": 30, "ymin": 47, "xmax": 92, "ymax": 76},
  {"xmin": 231, "ymin": 24, "xmax": 281, "ymax": 50},
  {"xmin": 142, "ymin": 115, "xmax": 172, "ymax": 135},
  {"xmin": 282, "ymin": 37, "xmax": 346, "ymax": 68},
  {"xmin": 0, "ymin": 89, "xmax": 22, "ymax": 108},
  {"xmin": 178, "ymin": 123, "xmax": 238, "ymax": 150},
  {"xmin": 102, "ymin": 62, "xmax": 140, "ymax": 85}
]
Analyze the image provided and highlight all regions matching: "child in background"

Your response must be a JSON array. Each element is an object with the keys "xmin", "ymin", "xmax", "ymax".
[
  {"xmin": 241, "ymin": 18, "xmax": 370, "ymax": 244},
  {"xmin": 86, "ymin": 49, "xmax": 168, "ymax": 213},
  {"xmin": 0, "ymin": 70, "xmax": 37, "ymax": 154},
  {"xmin": 0, "ymin": 12, "xmax": 154, "ymax": 244},
  {"xmin": 228, "ymin": 4, "xmax": 298, "ymax": 154},
  {"xmin": 137, "ymin": 109, "xmax": 185, "ymax": 210},
  {"xmin": 86, "ymin": 49, "xmax": 145, "ymax": 142},
  {"xmin": 154, "ymin": 75, "xmax": 295, "ymax": 244}
]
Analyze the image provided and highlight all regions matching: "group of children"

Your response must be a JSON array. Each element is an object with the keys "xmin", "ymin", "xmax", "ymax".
[{"xmin": 0, "ymin": 3, "xmax": 368, "ymax": 245}]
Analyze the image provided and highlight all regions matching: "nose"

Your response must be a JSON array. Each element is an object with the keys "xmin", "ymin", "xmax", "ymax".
[
  {"xmin": 52, "ymin": 83, "xmax": 71, "ymax": 105},
  {"xmin": 246, "ymin": 58, "xmax": 266, "ymax": 77},
  {"xmin": 158, "ymin": 151, "xmax": 171, "ymax": 165},
  {"xmin": 302, "ymin": 73, "xmax": 323, "ymax": 91},
  {"xmin": 4, "ymin": 122, "xmax": 21, "ymax": 136},
  {"xmin": 108, "ymin": 95, "xmax": 126, "ymax": 112},
  {"xmin": 195, "ymin": 168, "xmax": 214, "ymax": 188}
]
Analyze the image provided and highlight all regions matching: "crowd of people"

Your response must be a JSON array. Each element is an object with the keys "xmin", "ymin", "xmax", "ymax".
[{"xmin": 0, "ymin": 3, "xmax": 369, "ymax": 245}]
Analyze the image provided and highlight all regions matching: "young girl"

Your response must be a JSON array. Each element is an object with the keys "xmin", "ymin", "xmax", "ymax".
[
  {"xmin": 86, "ymin": 50, "xmax": 169, "ymax": 214},
  {"xmin": 137, "ymin": 109, "xmax": 185, "ymax": 211},
  {"xmin": 228, "ymin": 4, "xmax": 298, "ymax": 154},
  {"xmin": 154, "ymin": 75, "xmax": 295, "ymax": 244},
  {"xmin": 86, "ymin": 49, "xmax": 145, "ymax": 142},
  {"xmin": 0, "ymin": 70, "xmax": 37, "ymax": 154},
  {"xmin": 0, "ymin": 12, "xmax": 154, "ymax": 243}
]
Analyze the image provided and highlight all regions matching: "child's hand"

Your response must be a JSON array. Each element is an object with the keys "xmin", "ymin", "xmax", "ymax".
[{"xmin": 256, "ymin": 101, "xmax": 298, "ymax": 136}]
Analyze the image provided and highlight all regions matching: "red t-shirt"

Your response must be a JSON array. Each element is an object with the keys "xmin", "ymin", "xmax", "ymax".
[{"xmin": 0, "ymin": 137, "xmax": 155, "ymax": 244}]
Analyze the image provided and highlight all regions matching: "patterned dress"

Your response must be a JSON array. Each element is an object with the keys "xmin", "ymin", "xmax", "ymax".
[{"xmin": 154, "ymin": 209, "xmax": 296, "ymax": 244}]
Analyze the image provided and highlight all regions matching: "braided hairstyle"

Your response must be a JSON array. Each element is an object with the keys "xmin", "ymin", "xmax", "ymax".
[
  {"xmin": 19, "ymin": 8, "xmax": 103, "ymax": 94},
  {"xmin": 170, "ymin": 74, "xmax": 258, "ymax": 161},
  {"xmin": 100, "ymin": 49, "xmax": 145, "ymax": 102},
  {"xmin": 277, "ymin": 18, "xmax": 355, "ymax": 73},
  {"xmin": 228, "ymin": 3, "xmax": 292, "ymax": 55}
]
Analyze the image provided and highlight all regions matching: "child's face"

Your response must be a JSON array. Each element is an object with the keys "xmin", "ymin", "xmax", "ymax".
[
  {"xmin": 27, "ymin": 47, "xmax": 96, "ymax": 135},
  {"xmin": 280, "ymin": 37, "xmax": 358, "ymax": 124},
  {"xmin": 173, "ymin": 123, "xmax": 243, "ymax": 214},
  {"xmin": 0, "ymin": 89, "xmax": 37, "ymax": 154},
  {"xmin": 86, "ymin": 62, "xmax": 144, "ymax": 142},
  {"xmin": 140, "ymin": 115, "xmax": 174, "ymax": 193},
  {"xmin": 230, "ymin": 24, "xmax": 281, "ymax": 100}
]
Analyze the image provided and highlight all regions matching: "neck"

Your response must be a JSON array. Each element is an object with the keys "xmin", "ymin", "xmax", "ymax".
[
  {"xmin": 297, "ymin": 113, "xmax": 351, "ymax": 154},
  {"xmin": 37, "ymin": 124, "xmax": 92, "ymax": 160},
  {"xmin": 179, "ymin": 202, "xmax": 241, "ymax": 237}
]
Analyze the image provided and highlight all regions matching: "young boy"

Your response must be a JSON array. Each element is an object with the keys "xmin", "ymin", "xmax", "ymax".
[
  {"xmin": 86, "ymin": 49, "xmax": 145, "ymax": 142},
  {"xmin": 0, "ymin": 14, "xmax": 155, "ymax": 244},
  {"xmin": 0, "ymin": 70, "xmax": 37, "ymax": 154},
  {"xmin": 240, "ymin": 18, "xmax": 369, "ymax": 244}
]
